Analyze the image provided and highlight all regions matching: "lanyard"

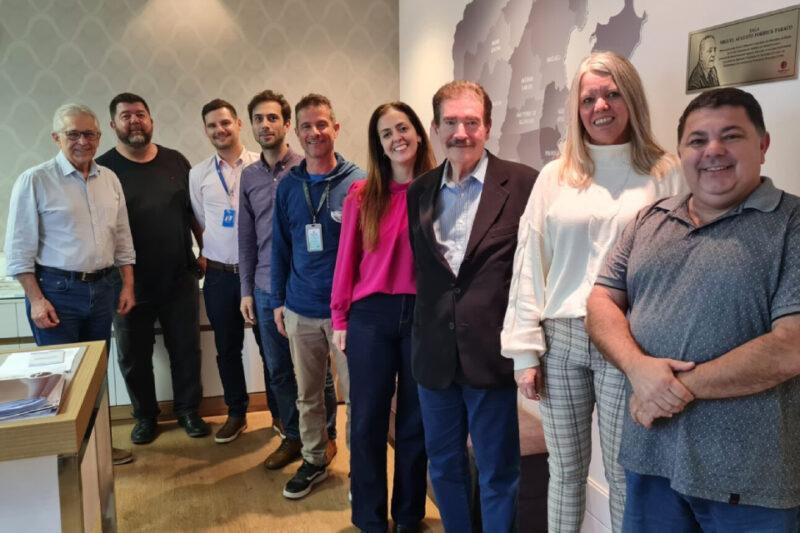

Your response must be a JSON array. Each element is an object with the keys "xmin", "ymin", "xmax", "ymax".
[
  {"xmin": 214, "ymin": 156, "xmax": 238, "ymax": 206},
  {"xmin": 302, "ymin": 180, "xmax": 330, "ymax": 224}
]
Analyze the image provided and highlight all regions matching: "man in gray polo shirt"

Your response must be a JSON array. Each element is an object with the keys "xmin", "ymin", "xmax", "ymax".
[{"xmin": 586, "ymin": 87, "xmax": 800, "ymax": 531}]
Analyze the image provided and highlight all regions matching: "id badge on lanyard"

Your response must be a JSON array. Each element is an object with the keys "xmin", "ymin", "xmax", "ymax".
[
  {"xmin": 215, "ymin": 157, "xmax": 237, "ymax": 228},
  {"xmin": 222, "ymin": 209, "xmax": 236, "ymax": 227},
  {"xmin": 305, "ymin": 223, "xmax": 323, "ymax": 252},
  {"xmin": 303, "ymin": 180, "xmax": 330, "ymax": 253}
]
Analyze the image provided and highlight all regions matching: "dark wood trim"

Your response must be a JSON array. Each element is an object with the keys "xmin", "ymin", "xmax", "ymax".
[
  {"xmin": 110, "ymin": 392, "xmax": 268, "ymax": 421},
  {"xmin": 0, "ymin": 336, "xmax": 35, "ymax": 346}
]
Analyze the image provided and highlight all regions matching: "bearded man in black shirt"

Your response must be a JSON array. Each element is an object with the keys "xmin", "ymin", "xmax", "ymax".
[{"xmin": 97, "ymin": 93, "xmax": 209, "ymax": 444}]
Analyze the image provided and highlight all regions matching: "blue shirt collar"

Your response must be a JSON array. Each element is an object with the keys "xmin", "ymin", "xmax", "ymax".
[
  {"xmin": 440, "ymin": 150, "xmax": 488, "ymax": 189},
  {"xmin": 56, "ymin": 150, "xmax": 99, "ymax": 179}
]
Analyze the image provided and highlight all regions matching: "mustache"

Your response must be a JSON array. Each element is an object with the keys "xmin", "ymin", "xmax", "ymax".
[{"xmin": 446, "ymin": 138, "xmax": 474, "ymax": 148}]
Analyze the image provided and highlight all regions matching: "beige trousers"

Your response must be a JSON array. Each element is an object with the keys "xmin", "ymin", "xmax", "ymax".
[{"xmin": 284, "ymin": 308, "xmax": 350, "ymax": 465}]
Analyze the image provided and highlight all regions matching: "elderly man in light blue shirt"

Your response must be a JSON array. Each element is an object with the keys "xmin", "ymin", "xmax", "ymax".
[
  {"xmin": 5, "ymin": 103, "xmax": 136, "ymax": 465},
  {"xmin": 5, "ymin": 103, "xmax": 136, "ymax": 347}
]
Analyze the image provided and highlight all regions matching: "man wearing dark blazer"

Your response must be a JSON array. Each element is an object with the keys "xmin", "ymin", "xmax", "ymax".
[{"xmin": 407, "ymin": 80, "xmax": 538, "ymax": 532}]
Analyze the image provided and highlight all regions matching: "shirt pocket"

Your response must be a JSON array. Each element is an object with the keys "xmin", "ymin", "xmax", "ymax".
[{"xmin": 94, "ymin": 190, "xmax": 121, "ymax": 229}]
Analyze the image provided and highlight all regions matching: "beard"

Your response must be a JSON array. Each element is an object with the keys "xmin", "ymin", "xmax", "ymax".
[
  {"xmin": 257, "ymin": 131, "xmax": 286, "ymax": 151},
  {"xmin": 118, "ymin": 127, "xmax": 152, "ymax": 148}
]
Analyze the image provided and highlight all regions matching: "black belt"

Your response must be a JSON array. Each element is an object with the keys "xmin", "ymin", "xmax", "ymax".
[
  {"xmin": 205, "ymin": 259, "xmax": 239, "ymax": 274},
  {"xmin": 36, "ymin": 265, "xmax": 114, "ymax": 282}
]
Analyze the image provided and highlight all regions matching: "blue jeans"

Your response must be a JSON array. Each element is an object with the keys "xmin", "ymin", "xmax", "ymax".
[
  {"xmin": 203, "ymin": 268, "xmax": 248, "ymax": 417},
  {"xmin": 347, "ymin": 294, "xmax": 426, "ymax": 533},
  {"xmin": 27, "ymin": 269, "xmax": 116, "ymax": 346},
  {"xmin": 623, "ymin": 471, "xmax": 800, "ymax": 533},
  {"xmin": 253, "ymin": 287, "xmax": 337, "ymax": 440},
  {"xmin": 250, "ymin": 312, "xmax": 280, "ymax": 423},
  {"xmin": 418, "ymin": 382, "xmax": 520, "ymax": 533}
]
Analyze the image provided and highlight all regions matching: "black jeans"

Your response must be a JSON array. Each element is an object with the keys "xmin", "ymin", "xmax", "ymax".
[{"xmin": 114, "ymin": 271, "xmax": 202, "ymax": 420}]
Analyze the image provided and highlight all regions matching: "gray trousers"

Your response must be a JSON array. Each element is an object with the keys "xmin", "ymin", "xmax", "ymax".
[
  {"xmin": 284, "ymin": 308, "xmax": 350, "ymax": 466},
  {"xmin": 539, "ymin": 318, "xmax": 626, "ymax": 533}
]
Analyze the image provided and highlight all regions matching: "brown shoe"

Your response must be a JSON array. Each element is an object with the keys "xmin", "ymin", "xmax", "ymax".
[
  {"xmin": 264, "ymin": 437, "xmax": 302, "ymax": 470},
  {"xmin": 215, "ymin": 416, "xmax": 247, "ymax": 443},
  {"xmin": 325, "ymin": 439, "xmax": 338, "ymax": 465},
  {"xmin": 112, "ymin": 447, "xmax": 133, "ymax": 465}
]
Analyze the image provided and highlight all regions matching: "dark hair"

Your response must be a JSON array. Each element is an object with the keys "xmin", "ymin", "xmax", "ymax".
[
  {"xmin": 359, "ymin": 102, "xmax": 435, "ymax": 250},
  {"xmin": 109, "ymin": 92, "xmax": 150, "ymax": 118},
  {"xmin": 201, "ymin": 98, "xmax": 238, "ymax": 123},
  {"xmin": 678, "ymin": 87, "xmax": 766, "ymax": 141},
  {"xmin": 294, "ymin": 93, "xmax": 335, "ymax": 123},
  {"xmin": 432, "ymin": 80, "xmax": 492, "ymax": 126},
  {"xmin": 247, "ymin": 90, "xmax": 291, "ymax": 123}
]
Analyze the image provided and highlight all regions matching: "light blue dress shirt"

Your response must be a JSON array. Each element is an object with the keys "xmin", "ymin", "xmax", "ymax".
[
  {"xmin": 433, "ymin": 151, "xmax": 488, "ymax": 276},
  {"xmin": 4, "ymin": 151, "xmax": 135, "ymax": 276}
]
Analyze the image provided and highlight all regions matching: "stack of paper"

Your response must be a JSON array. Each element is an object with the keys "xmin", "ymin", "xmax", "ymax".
[{"xmin": 0, "ymin": 348, "xmax": 82, "ymax": 422}]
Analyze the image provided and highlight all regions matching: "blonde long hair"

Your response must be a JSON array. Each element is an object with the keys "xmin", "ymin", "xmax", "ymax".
[{"xmin": 560, "ymin": 51, "xmax": 675, "ymax": 188}]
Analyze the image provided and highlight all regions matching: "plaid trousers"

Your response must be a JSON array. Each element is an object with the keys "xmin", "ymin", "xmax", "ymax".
[{"xmin": 539, "ymin": 318, "xmax": 626, "ymax": 533}]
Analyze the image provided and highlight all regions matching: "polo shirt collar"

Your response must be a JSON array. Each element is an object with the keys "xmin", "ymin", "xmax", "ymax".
[
  {"xmin": 658, "ymin": 176, "xmax": 781, "ymax": 216},
  {"xmin": 260, "ymin": 145, "xmax": 297, "ymax": 171},
  {"xmin": 56, "ymin": 150, "xmax": 99, "ymax": 179},
  {"xmin": 658, "ymin": 176, "xmax": 782, "ymax": 229},
  {"xmin": 734, "ymin": 177, "xmax": 781, "ymax": 213},
  {"xmin": 657, "ymin": 193, "xmax": 689, "ymax": 213},
  {"xmin": 440, "ymin": 150, "xmax": 488, "ymax": 189}
]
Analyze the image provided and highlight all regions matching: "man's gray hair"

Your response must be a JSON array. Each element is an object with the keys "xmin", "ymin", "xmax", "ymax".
[{"xmin": 52, "ymin": 103, "xmax": 100, "ymax": 133}]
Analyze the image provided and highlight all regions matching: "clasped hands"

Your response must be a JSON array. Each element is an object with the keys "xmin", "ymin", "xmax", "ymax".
[{"xmin": 627, "ymin": 356, "xmax": 696, "ymax": 429}]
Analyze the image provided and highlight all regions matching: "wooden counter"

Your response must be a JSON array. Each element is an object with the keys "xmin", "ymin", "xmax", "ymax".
[
  {"xmin": 0, "ymin": 341, "xmax": 106, "ymax": 461},
  {"xmin": 0, "ymin": 341, "xmax": 115, "ymax": 532}
]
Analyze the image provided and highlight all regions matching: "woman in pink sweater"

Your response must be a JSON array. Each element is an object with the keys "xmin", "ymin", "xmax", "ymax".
[{"xmin": 331, "ymin": 102, "xmax": 435, "ymax": 533}]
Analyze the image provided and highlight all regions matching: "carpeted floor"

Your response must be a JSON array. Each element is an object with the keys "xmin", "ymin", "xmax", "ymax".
[{"xmin": 111, "ymin": 408, "xmax": 443, "ymax": 532}]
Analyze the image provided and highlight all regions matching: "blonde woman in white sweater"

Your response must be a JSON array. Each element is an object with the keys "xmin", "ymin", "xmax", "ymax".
[{"xmin": 501, "ymin": 51, "xmax": 686, "ymax": 533}]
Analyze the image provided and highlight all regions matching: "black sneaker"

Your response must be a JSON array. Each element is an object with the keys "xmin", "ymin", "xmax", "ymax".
[{"xmin": 282, "ymin": 460, "xmax": 328, "ymax": 499}]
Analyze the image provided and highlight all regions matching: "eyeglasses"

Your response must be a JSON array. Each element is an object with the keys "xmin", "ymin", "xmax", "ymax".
[{"xmin": 62, "ymin": 130, "xmax": 100, "ymax": 141}]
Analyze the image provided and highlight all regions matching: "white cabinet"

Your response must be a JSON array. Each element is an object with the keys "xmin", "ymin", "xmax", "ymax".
[
  {"xmin": 105, "ymin": 296, "xmax": 266, "ymax": 408},
  {"xmin": 1, "ymin": 296, "xmax": 266, "ymax": 409},
  {"xmin": 0, "ymin": 302, "xmax": 18, "ymax": 339}
]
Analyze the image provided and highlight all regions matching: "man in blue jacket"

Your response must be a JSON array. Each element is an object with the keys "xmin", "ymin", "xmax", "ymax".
[{"xmin": 271, "ymin": 93, "xmax": 364, "ymax": 499}]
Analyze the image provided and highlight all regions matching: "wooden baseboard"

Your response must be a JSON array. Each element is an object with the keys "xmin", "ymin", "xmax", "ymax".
[{"xmin": 110, "ymin": 392, "xmax": 268, "ymax": 421}]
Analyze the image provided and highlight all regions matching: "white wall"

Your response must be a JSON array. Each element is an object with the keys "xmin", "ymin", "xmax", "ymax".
[{"xmin": 400, "ymin": 0, "xmax": 800, "ymax": 196}]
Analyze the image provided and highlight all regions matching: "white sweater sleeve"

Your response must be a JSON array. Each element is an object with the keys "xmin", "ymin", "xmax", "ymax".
[{"xmin": 501, "ymin": 163, "xmax": 556, "ymax": 369}]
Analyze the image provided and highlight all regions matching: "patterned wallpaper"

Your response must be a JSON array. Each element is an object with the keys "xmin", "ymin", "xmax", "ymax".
[{"xmin": 0, "ymin": 0, "xmax": 399, "ymax": 250}]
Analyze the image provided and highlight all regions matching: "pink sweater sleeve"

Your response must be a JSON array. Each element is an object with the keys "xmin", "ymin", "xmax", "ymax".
[{"xmin": 330, "ymin": 183, "xmax": 364, "ymax": 330}]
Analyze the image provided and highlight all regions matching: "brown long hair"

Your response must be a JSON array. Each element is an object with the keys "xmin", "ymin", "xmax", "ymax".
[{"xmin": 360, "ymin": 102, "xmax": 435, "ymax": 250}]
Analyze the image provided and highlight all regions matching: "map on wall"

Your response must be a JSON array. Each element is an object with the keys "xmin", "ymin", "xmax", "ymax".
[{"xmin": 453, "ymin": 0, "xmax": 646, "ymax": 171}]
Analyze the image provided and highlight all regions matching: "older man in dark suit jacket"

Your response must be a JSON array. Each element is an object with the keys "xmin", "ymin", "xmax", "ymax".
[{"xmin": 407, "ymin": 81, "xmax": 538, "ymax": 532}]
